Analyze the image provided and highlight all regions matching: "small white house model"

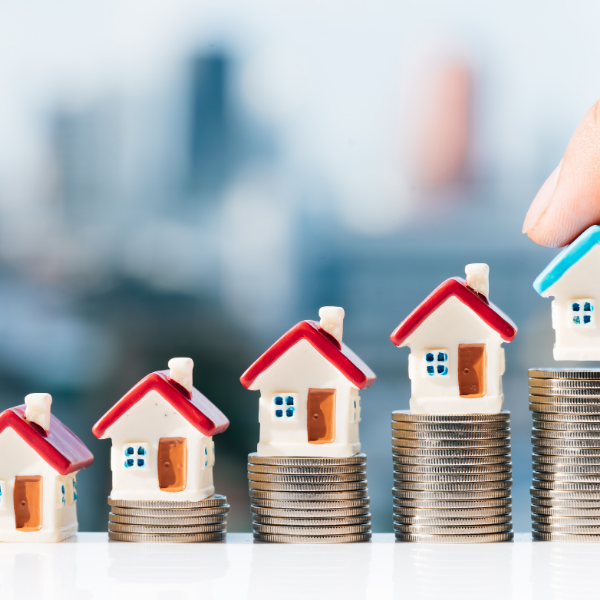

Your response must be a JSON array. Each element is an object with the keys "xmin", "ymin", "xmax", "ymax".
[
  {"xmin": 92, "ymin": 358, "xmax": 229, "ymax": 502},
  {"xmin": 0, "ymin": 394, "xmax": 94, "ymax": 542},
  {"xmin": 390, "ymin": 264, "xmax": 518, "ymax": 415},
  {"xmin": 240, "ymin": 307, "xmax": 376, "ymax": 458},
  {"xmin": 534, "ymin": 225, "xmax": 600, "ymax": 360}
]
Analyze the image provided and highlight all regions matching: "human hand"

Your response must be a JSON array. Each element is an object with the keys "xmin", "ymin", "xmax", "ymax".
[{"xmin": 523, "ymin": 101, "xmax": 600, "ymax": 248}]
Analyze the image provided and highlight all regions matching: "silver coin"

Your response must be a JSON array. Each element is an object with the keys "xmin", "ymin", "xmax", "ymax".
[
  {"xmin": 534, "ymin": 472, "xmax": 600, "ymax": 483},
  {"xmin": 247, "ymin": 473, "xmax": 366, "ymax": 484},
  {"xmin": 253, "ymin": 532, "xmax": 371, "ymax": 544},
  {"xmin": 532, "ymin": 412, "xmax": 600, "ymax": 422},
  {"xmin": 392, "ymin": 488, "xmax": 511, "ymax": 500},
  {"xmin": 532, "ymin": 531, "xmax": 600, "ymax": 542},
  {"xmin": 109, "ymin": 505, "xmax": 230, "ymax": 517},
  {"xmin": 252, "ymin": 515, "xmax": 371, "ymax": 526},
  {"xmin": 109, "ymin": 531, "xmax": 226, "ymax": 543},
  {"xmin": 393, "ymin": 455, "xmax": 512, "ymax": 466},
  {"xmin": 395, "ymin": 532, "xmax": 513, "ymax": 543},
  {"xmin": 532, "ymin": 523, "xmax": 600, "ymax": 534},
  {"xmin": 393, "ymin": 463, "xmax": 512, "ymax": 474},
  {"xmin": 532, "ymin": 428, "xmax": 600, "ymax": 439},
  {"xmin": 392, "ymin": 438, "xmax": 510, "ymax": 448},
  {"xmin": 393, "ymin": 507, "xmax": 511, "ymax": 518},
  {"xmin": 391, "ymin": 421, "xmax": 510, "ymax": 431},
  {"xmin": 533, "ymin": 464, "xmax": 600, "ymax": 474},
  {"xmin": 530, "ymin": 395, "xmax": 600, "ymax": 405},
  {"xmin": 249, "ymin": 490, "xmax": 368, "ymax": 501},
  {"xmin": 532, "ymin": 507, "xmax": 600, "ymax": 516},
  {"xmin": 533, "ymin": 454, "xmax": 600, "ymax": 465},
  {"xmin": 393, "ymin": 497, "xmax": 511, "ymax": 509},
  {"xmin": 251, "ymin": 506, "xmax": 370, "ymax": 518},
  {"xmin": 533, "ymin": 420, "xmax": 600, "ymax": 431},
  {"xmin": 109, "ymin": 513, "xmax": 228, "ymax": 526},
  {"xmin": 393, "ymin": 471, "xmax": 512, "ymax": 483},
  {"xmin": 108, "ymin": 522, "xmax": 227, "ymax": 534},
  {"xmin": 530, "ymin": 403, "xmax": 600, "ymax": 414},
  {"xmin": 533, "ymin": 445, "xmax": 600, "ymax": 456},
  {"xmin": 247, "ymin": 464, "xmax": 366, "ymax": 475},
  {"xmin": 533, "ymin": 516, "xmax": 600, "ymax": 526},
  {"xmin": 392, "ymin": 410, "xmax": 510, "ymax": 423},
  {"xmin": 533, "ymin": 480, "xmax": 600, "ymax": 490},
  {"xmin": 394, "ymin": 480, "xmax": 512, "ymax": 491},
  {"xmin": 529, "ymin": 368, "xmax": 600, "ymax": 380},
  {"xmin": 393, "ymin": 446, "xmax": 511, "ymax": 457},
  {"xmin": 107, "ymin": 495, "xmax": 227, "ymax": 509},
  {"xmin": 393, "ymin": 523, "xmax": 512, "ymax": 535},
  {"xmin": 532, "ymin": 498, "xmax": 600, "ymax": 508},
  {"xmin": 249, "ymin": 481, "xmax": 368, "ymax": 492},
  {"xmin": 531, "ymin": 487, "xmax": 600, "ymax": 499},
  {"xmin": 392, "ymin": 429, "xmax": 511, "ymax": 440},
  {"xmin": 532, "ymin": 438, "xmax": 600, "ymax": 448},
  {"xmin": 248, "ymin": 453, "xmax": 367, "ymax": 466},
  {"xmin": 529, "ymin": 387, "xmax": 600, "ymax": 397},
  {"xmin": 250, "ymin": 498, "xmax": 370, "ymax": 510},
  {"xmin": 530, "ymin": 378, "xmax": 600, "ymax": 389},
  {"xmin": 253, "ymin": 523, "xmax": 371, "ymax": 536},
  {"xmin": 393, "ymin": 515, "xmax": 511, "ymax": 526}
]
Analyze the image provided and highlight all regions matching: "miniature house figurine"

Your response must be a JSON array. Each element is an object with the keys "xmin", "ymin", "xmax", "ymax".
[
  {"xmin": 390, "ymin": 264, "xmax": 517, "ymax": 415},
  {"xmin": 0, "ymin": 394, "xmax": 94, "ymax": 542},
  {"xmin": 240, "ymin": 307, "xmax": 376, "ymax": 457},
  {"xmin": 92, "ymin": 358, "xmax": 229, "ymax": 501},
  {"xmin": 533, "ymin": 225, "xmax": 600, "ymax": 360}
]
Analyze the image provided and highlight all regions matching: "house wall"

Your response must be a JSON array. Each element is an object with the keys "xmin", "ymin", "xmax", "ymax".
[
  {"xmin": 403, "ymin": 296, "xmax": 505, "ymax": 414},
  {"xmin": 0, "ymin": 428, "xmax": 79, "ymax": 542},
  {"xmin": 251, "ymin": 339, "xmax": 360, "ymax": 457},
  {"xmin": 103, "ymin": 391, "xmax": 215, "ymax": 501},
  {"xmin": 543, "ymin": 245, "xmax": 600, "ymax": 360}
]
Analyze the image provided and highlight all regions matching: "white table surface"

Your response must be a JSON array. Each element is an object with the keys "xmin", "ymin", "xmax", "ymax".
[{"xmin": 0, "ymin": 532, "xmax": 595, "ymax": 599}]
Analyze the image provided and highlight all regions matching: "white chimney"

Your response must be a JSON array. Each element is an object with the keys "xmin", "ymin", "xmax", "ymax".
[
  {"xmin": 168, "ymin": 357, "xmax": 194, "ymax": 393},
  {"xmin": 465, "ymin": 263, "xmax": 489, "ymax": 300},
  {"xmin": 319, "ymin": 306, "xmax": 345, "ymax": 344},
  {"xmin": 25, "ymin": 393, "xmax": 52, "ymax": 433}
]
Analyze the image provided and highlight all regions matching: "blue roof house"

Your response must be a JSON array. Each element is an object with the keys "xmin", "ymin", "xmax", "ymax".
[{"xmin": 534, "ymin": 225, "xmax": 600, "ymax": 360}]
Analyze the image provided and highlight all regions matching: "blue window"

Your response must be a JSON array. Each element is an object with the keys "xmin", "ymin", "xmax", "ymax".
[
  {"xmin": 272, "ymin": 393, "xmax": 298, "ymax": 420},
  {"xmin": 124, "ymin": 443, "xmax": 149, "ymax": 469},
  {"xmin": 286, "ymin": 396, "xmax": 294, "ymax": 405},
  {"xmin": 424, "ymin": 349, "xmax": 449, "ymax": 377},
  {"xmin": 584, "ymin": 315, "xmax": 592, "ymax": 324},
  {"xmin": 125, "ymin": 458, "xmax": 134, "ymax": 467},
  {"xmin": 585, "ymin": 302, "xmax": 592, "ymax": 312},
  {"xmin": 572, "ymin": 303, "xmax": 580, "ymax": 312},
  {"xmin": 427, "ymin": 365, "xmax": 434, "ymax": 375},
  {"xmin": 286, "ymin": 407, "xmax": 295, "ymax": 417},
  {"xmin": 72, "ymin": 478, "xmax": 78, "ymax": 502},
  {"xmin": 137, "ymin": 459, "xmax": 145, "ymax": 467},
  {"xmin": 425, "ymin": 353, "xmax": 434, "ymax": 362},
  {"xmin": 137, "ymin": 446, "xmax": 146, "ymax": 456},
  {"xmin": 126, "ymin": 446, "xmax": 135, "ymax": 456},
  {"xmin": 571, "ymin": 299, "xmax": 595, "ymax": 327},
  {"xmin": 275, "ymin": 409, "xmax": 283, "ymax": 417},
  {"xmin": 274, "ymin": 396, "xmax": 284, "ymax": 405}
]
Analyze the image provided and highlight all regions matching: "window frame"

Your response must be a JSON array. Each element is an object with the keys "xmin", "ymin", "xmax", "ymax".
[
  {"xmin": 569, "ymin": 298, "xmax": 596, "ymax": 328},
  {"xmin": 271, "ymin": 393, "xmax": 299, "ymax": 421},
  {"xmin": 57, "ymin": 478, "xmax": 66, "ymax": 509},
  {"xmin": 123, "ymin": 443, "xmax": 150, "ymax": 470},
  {"xmin": 423, "ymin": 349, "xmax": 450, "ymax": 377}
]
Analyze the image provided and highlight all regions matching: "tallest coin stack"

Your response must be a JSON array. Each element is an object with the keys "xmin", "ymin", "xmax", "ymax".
[{"xmin": 530, "ymin": 368, "xmax": 600, "ymax": 541}]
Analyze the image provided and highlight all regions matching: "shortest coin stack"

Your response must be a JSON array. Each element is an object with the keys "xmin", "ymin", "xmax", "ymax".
[
  {"xmin": 248, "ymin": 453, "xmax": 371, "ymax": 543},
  {"xmin": 392, "ymin": 410, "xmax": 514, "ymax": 543},
  {"xmin": 530, "ymin": 368, "xmax": 600, "ymax": 542},
  {"xmin": 107, "ymin": 495, "xmax": 229, "ymax": 543}
]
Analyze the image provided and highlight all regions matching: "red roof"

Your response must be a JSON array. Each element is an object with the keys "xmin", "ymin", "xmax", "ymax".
[
  {"xmin": 240, "ymin": 320, "xmax": 377, "ymax": 390},
  {"xmin": 92, "ymin": 371, "xmax": 230, "ymax": 439},
  {"xmin": 0, "ymin": 406, "xmax": 94, "ymax": 475},
  {"xmin": 390, "ymin": 277, "xmax": 517, "ymax": 347}
]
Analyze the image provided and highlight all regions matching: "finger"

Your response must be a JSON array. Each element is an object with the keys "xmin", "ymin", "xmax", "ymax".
[{"xmin": 523, "ymin": 100, "xmax": 600, "ymax": 248}]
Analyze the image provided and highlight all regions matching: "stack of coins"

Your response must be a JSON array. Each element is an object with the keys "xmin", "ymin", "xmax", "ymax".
[
  {"xmin": 107, "ymin": 495, "xmax": 229, "ymax": 542},
  {"xmin": 248, "ymin": 453, "xmax": 371, "ymax": 543},
  {"xmin": 530, "ymin": 368, "xmax": 600, "ymax": 541},
  {"xmin": 392, "ymin": 410, "xmax": 514, "ymax": 543}
]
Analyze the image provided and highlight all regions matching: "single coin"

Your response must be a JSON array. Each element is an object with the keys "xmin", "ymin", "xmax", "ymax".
[
  {"xmin": 535, "ymin": 470, "xmax": 600, "ymax": 482},
  {"xmin": 247, "ymin": 473, "xmax": 366, "ymax": 484},
  {"xmin": 393, "ymin": 471, "xmax": 511, "ymax": 483},
  {"xmin": 252, "ymin": 515, "xmax": 371, "ymax": 527},
  {"xmin": 392, "ymin": 438, "xmax": 510, "ymax": 448},
  {"xmin": 109, "ymin": 513, "xmax": 228, "ymax": 526},
  {"xmin": 533, "ymin": 480, "xmax": 600, "ymax": 490},
  {"xmin": 530, "ymin": 378, "xmax": 600, "ymax": 389},
  {"xmin": 532, "ymin": 531, "xmax": 600, "ymax": 542},
  {"xmin": 393, "ymin": 463, "xmax": 511, "ymax": 474},
  {"xmin": 250, "ymin": 498, "xmax": 370, "ymax": 510},
  {"xmin": 533, "ymin": 412, "xmax": 600, "ymax": 422},
  {"xmin": 392, "ymin": 488, "xmax": 511, "ymax": 500},
  {"xmin": 108, "ymin": 522, "xmax": 227, "ymax": 534},
  {"xmin": 395, "ymin": 532, "xmax": 513, "ymax": 543},
  {"xmin": 393, "ymin": 515, "xmax": 511, "ymax": 526},
  {"xmin": 391, "ymin": 421, "xmax": 510, "ymax": 431},
  {"xmin": 529, "ymin": 387, "xmax": 600, "ymax": 397},
  {"xmin": 251, "ymin": 506, "xmax": 371, "ymax": 518},
  {"xmin": 531, "ymin": 487, "xmax": 600, "ymax": 500},
  {"xmin": 393, "ymin": 507, "xmax": 511, "ymax": 518},
  {"xmin": 530, "ymin": 395, "xmax": 600, "ymax": 405},
  {"xmin": 533, "ymin": 464, "xmax": 600, "ymax": 474},
  {"xmin": 247, "ymin": 464, "xmax": 366, "ymax": 475},
  {"xmin": 531, "ymin": 438, "xmax": 600, "ymax": 448},
  {"xmin": 532, "ymin": 506, "xmax": 600, "ymax": 516},
  {"xmin": 393, "ymin": 523, "xmax": 512, "ymax": 535},
  {"xmin": 394, "ymin": 498, "xmax": 511, "ymax": 509},
  {"xmin": 248, "ymin": 453, "xmax": 367, "ymax": 466},
  {"xmin": 110, "ymin": 505, "xmax": 230, "ymax": 517},
  {"xmin": 533, "ymin": 454, "xmax": 600, "ymax": 465},
  {"xmin": 249, "ymin": 490, "xmax": 368, "ymax": 501},
  {"xmin": 394, "ymin": 480, "xmax": 512, "ymax": 491},
  {"xmin": 109, "ymin": 531, "xmax": 226, "ymax": 543},
  {"xmin": 529, "ymin": 368, "xmax": 600, "ymax": 380},
  {"xmin": 532, "ymin": 428, "xmax": 600, "ymax": 439},
  {"xmin": 253, "ymin": 523, "xmax": 371, "ymax": 536},
  {"xmin": 393, "ymin": 455, "xmax": 512, "ymax": 466},
  {"xmin": 248, "ymin": 481, "xmax": 368, "ymax": 492},
  {"xmin": 107, "ymin": 495, "xmax": 227, "ymax": 509},
  {"xmin": 393, "ymin": 446, "xmax": 511, "ymax": 457},
  {"xmin": 532, "ymin": 523, "xmax": 600, "ymax": 534},
  {"xmin": 392, "ymin": 429, "xmax": 510, "ymax": 440},
  {"xmin": 532, "ymin": 516, "xmax": 600, "ymax": 526},
  {"xmin": 530, "ymin": 403, "xmax": 600, "ymax": 414},
  {"xmin": 533, "ymin": 420, "xmax": 600, "ymax": 431},
  {"xmin": 531, "ymin": 498, "xmax": 600, "ymax": 508},
  {"xmin": 533, "ymin": 445, "xmax": 600, "ymax": 456},
  {"xmin": 253, "ymin": 532, "xmax": 371, "ymax": 544},
  {"xmin": 392, "ymin": 411, "xmax": 510, "ymax": 422}
]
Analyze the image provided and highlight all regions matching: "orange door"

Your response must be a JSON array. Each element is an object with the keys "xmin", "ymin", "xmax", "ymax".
[
  {"xmin": 158, "ymin": 437, "xmax": 187, "ymax": 492},
  {"xmin": 458, "ymin": 344, "xmax": 487, "ymax": 397},
  {"xmin": 14, "ymin": 476, "xmax": 43, "ymax": 531},
  {"xmin": 307, "ymin": 389, "xmax": 336, "ymax": 444}
]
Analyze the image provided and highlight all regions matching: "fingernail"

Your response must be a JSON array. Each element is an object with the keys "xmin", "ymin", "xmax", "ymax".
[{"xmin": 522, "ymin": 161, "xmax": 562, "ymax": 233}]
